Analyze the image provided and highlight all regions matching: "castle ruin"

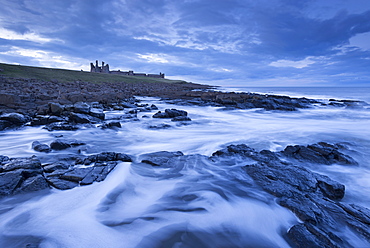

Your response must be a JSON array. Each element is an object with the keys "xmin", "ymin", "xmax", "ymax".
[{"xmin": 90, "ymin": 60, "xmax": 164, "ymax": 78}]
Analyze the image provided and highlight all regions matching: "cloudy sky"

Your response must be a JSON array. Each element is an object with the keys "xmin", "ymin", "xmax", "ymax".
[{"xmin": 1, "ymin": 0, "xmax": 370, "ymax": 87}]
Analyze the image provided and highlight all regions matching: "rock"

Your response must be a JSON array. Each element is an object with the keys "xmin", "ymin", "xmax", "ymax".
[
  {"xmin": 69, "ymin": 112, "xmax": 91, "ymax": 124},
  {"xmin": 48, "ymin": 102, "xmax": 64, "ymax": 115},
  {"xmin": 148, "ymin": 124, "xmax": 172, "ymax": 129},
  {"xmin": 49, "ymin": 139, "xmax": 85, "ymax": 150},
  {"xmin": 14, "ymin": 174, "xmax": 50, "ymax": 194},
  {"xmin": 153, "ymin": 109, "xmax": 188, "ymax": 118},
  {"xmin": 171, "ymin": 116, "xmax": 192, "ymax": 122},
  {"xmin": 282, "ymin": 142, "xmax": 358, "ymax": 165},
  {"xmin": 81, "ymin": 152, "xmax": 132, "ymax": 164},
  {"xmin": 32, "ymin": 141, "xmax": 51, "ymax": 153},
  {"xmin": 140, "ymin": 151, "xmax": 184, "ymax": 166},
  {"xmin": 120, "ymin": 101, "xmax": 137, "ymax": 108},
  {"xmin": 80, "ymin": 162, "xmax": 118, "ymax": 185},
  {"xmin": 44, "ymin": 122, "xmax": 79, "ymax": 131},
  {"xmin": 0, "ymin": 93, "xmax": 20, "ymax": 105},
  {"xmin": 0, "ymin": 113, "xmax": 27, "ymax": 125},
  {"xmin": 89, "ymin": 108, "xmax": 105, "ymax": 120},
  {"xmin": 73, "ymin": 102, "xmax": 90, "ymax": 114},
  {"xmin": 0, "ymin": 170, "xmax": 24, "ymax": 196},
  {"xmin": 0, "ymin": 156, "xmax": 42, "ymax": 172},
  {"xmin": 0, "ymin": 120, "xmax": 12, "ymax": 131},
  {"xmin": 100, "ymin": 121, "xmax": 121, "ymax": 129},
  {"xmin": 42, "ymin": 162, "xmax": 70, "ymax": 173},
  {"xmin": 31, "ymin": 115, "xmax": 65, "ymax": 126},
  {"xmin": 46, "ymin": 177, "xmax": 79, "ymax": 190},
  {"xmin": 315, "ymin": 174, "xmax": 345, "ymax": 200},
  {"xmin": 59, "ymin": 167, "xmax": 93, "ymax": 182}
]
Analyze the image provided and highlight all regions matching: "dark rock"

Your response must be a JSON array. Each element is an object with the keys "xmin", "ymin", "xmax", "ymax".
[
  {"xmin": 80, "ymin": 162, "xmax": 118, "ymax": 185},
  {"xmin": 148, "ymin": 124, "xmax": 172, "ymax": 129},
  {"xmin": 316, "ymin": 174, "xmax": 345, "ymax": 200},
  {"xmin": 59, "ymin": 167, "xmax": 93, "ymax": 182},
  {"xmin": 69, "ymin": 112, "xmax": 91, "ymax": 124},
  {"xmin": 32, "ymin": 141, "xmax": 51, "ymax": 153},
  {"xmin": 89, "ymin": 108, "xmax": 105, "ymax": 120},
  {"xmin": 0, "ymin": 170, "xmax": 23, "ymax": 196},
  {"xmin": 14, "ymin": 174, "xmax": 49, "ymax": 194},
  {"xmin": 171, "ymin": 116, "xmax": 192, "ymax": 122},
  {"xmin": 153, "ymin": 109, "xmax": 188, "ymax": 118},
  {"xmin": 50, "ymin": 139, "xmax": 85, "ymax": 150},
  {"xmin": 140, "ymin": 151, "xmax": 184, "ymax": 166},
  {"xmin": 31, "ymin": 115, "xmax": 65, "ymax": 126},
  {"xmin": 0, "ymin": 113, "xmax": 27, "ymax": 125},
  {"xmin": 46, "ymin": 177, "xmax": 79, "ymax": 190},
  {"xmin": 48, "ymin": 102, "xmax": 64, "ymax": 115},
  {"xmin": 42, "ymin": 162, "xmax": 70, "ymax": 173},
  {"xmin": 282, "ymin": 142, "xmax": 357, "ymax": 165},
  {"xmin": 100, "ymin": 121, "xmax": 121, "ymax": 129},
  {"xmin": 0, "ymin": 156, "xmax": 42, "ymax": 172},
  {"xmin": 73, "ymin": 102, "xmax": 90, "ymax": 114},
  {"xmin": 44, "ymin": 122, "xmax": 79, "ymax": 131},
  {"xmin": 120, "ymin": 101, "xmax": 137, "ymax": 108},
  {"xmin": 0, "ymin": 120, "xmax": 12, "ymax": 131}
]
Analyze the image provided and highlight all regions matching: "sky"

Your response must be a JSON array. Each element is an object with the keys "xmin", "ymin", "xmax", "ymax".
[{"xmin": 1, "ymin": 0, "xmax": 370, "ymax": 87}]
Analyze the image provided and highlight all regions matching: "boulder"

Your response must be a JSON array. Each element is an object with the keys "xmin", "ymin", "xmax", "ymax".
[
  {"xmin": 0, "ymin": 113, "xmax": 27, "ymax": 125},
  {"xmin": 32, "ymin": 141, "xmax": 51, "ymax": 153},
  {"xmin": 49, "ymin": 139, "xmax": 85, "ymax": 150},
  {"xmin": 153, "ymin": 109, "xmax": 188, "ymax": 118},
  {"xmin": 44, "ymin": 122, "xmax": 79, "ymax": 131},
  {"xmin": 69, "ymin": 112, "xmax": 92, "ymax": 124},
  {"xmin": 73, "ymin": 102, "xmax": 90, "ymax": 114},
  {"xmin": 100, "ymin": 121, "xmax": 121, "ymax": 129},
  {"xmin": 0, "ymin": 120, "xmax": 12, "ymax": 131},
  {"xmin": 89, "ymin": 108, "xmax": 105, "ymax": 120},
  {"xmin": 171, "ymin": 116, "xmax": 192, "ymax": 122},
  {"xmin": 48, "ymin": 102, "xmax": 64, "ymax": 116},
  {"xmin": 140, "ymin": 151, "xmax": 184, "ymax": 166}
]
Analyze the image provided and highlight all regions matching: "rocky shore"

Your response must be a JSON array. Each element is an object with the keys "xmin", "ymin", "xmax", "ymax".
[{"xmin": 1, "ymin": 75, "xmax": 370, "ymax": 247}]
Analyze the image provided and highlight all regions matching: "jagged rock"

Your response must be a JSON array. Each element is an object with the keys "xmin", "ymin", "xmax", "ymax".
[
  {"xmin": 31, "ymin": 115, "xmax": 65, "ymax": 126},
  {"xmin": 42, "ymin": 162, "xmax": 70, "ymax": 173},
  {"xmin": 0, "ymin": 156, "xmax": 42, "ymax": 172},
  {"xmin": 48, "ymin": 102, "xmax": 64, "ymax": 115},
  {"xmin": 32, "ymin": 141, "xmax": 51, "ymax": 153},
  {"xmin": 69, "ymin": 112, "xmax": 91, "ymax": 124},
  {"xmin": 0, "ymin": 170, "xmax": 24, "ymax": 196},
  {"xmin": 140, "ymin": 151, "xmax": 184, "ymax": 166},
  {"xmin": 44, "ymin": 122, "xmax": 79, "ymax": 131},
  {"xmin": 148, "ymin": 124, "xmax": 172, "ymax": 129},
  {"xmin": 81, "ymin": 152, "xmax": 132, "ymax": 164},
  {"xmin": 49, "ymin": 139, "xmax": 85, "ymax": 150},
  {"xmin": 153, "ymin": 109, "xmax": 188, "ymax": 118},
  {"xmin": 0, "ymin": 120, "xmax": 12, "ymax": 131},
  {"xmin": 100, "ymin": 121, "xmax": 121, "ymax": 129},
  {"xmin": 120, "ymin": 101, "xmax": 137, "ymax": 108},
  {"xmin": 73, "ymin": 102, "xmax": 90, "ymax": 114},
  {"xmin": 59, "ymin": 167, "xmax": 93, "ymax": 182},
  {"xmin": 46, "ymin": 177, "xmax": 79, "ymax": 190},
  {"xmin": 14, "ymin": 174, "xmax": 49, "ymax": 194},
  {"xmin": 171, "ymin": 116, "xmax": 192, "ymax": 122},
  {"xmin": 0, "ymin": 113, "xmax": 27, "ymax": 125},
  {"xmin": 80, "ymin": 162, "xmax": 118, "ymax": 185},
  {"xmin": 89, "ymin": 108, "xmax": 105, "ymax": 120},
  {"xmin": 282, "ymin": 142, "xmax": 358, "ymax": 165}
]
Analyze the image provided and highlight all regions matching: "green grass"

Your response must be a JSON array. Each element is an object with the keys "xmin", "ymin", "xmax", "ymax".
[{"xmin": 0, "ymin": 62, "xmax": 186, "ymax": 84}]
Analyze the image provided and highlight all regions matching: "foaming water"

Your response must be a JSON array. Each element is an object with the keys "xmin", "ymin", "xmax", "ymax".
[{"xmin": 0, "ymin": 92, "xmax": 370, "ymax": 247}]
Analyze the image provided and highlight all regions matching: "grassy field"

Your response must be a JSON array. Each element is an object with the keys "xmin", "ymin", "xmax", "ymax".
[{"xmin": 0, "ymin": 62, "xmax": 186, "ymax": 84}]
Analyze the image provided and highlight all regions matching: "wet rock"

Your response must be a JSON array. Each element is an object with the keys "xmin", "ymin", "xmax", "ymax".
[
  {"xmin": 48, "ymin": 102, "xmax": 64, "ymax": 115},
  {"xmin": 46, "ymin": 177, "xmax": 79, "ymax": 190},
  {"xmin": 171, "ymin": 116, "xmax": 192, "ymax": 122},
  {"xmin": 49, "ymin": 139, "xmax": 85, "ymax": 150},
  {"xmin": 44, "ymin": 122, "xmax": 79, "ymax": 131},
  {"xmin": 0, "ymin": 120, "xmax": 12, "ymax": 131},
  {"xmin": 140, "ymin": 151, "xmax": 184, "ymax": 166},
  {"xmin": 69, "ymin": 112, "xmax": 92, "ymax": 124},
  {"xmin": 120, "ymin": 101, "xmax": 137, "ymax": 108},
  {"xmin": 0, "ymin": 113, "xmax": 28, "ymax": 125},
  {"xmin": 89, "ymin": 108, "xmax": 105, "ymax": 120},
  {"xmin": 153, "ymin": 109, "xmax": 188, "ymax": 118},
  {"xmin": 0, "ymin": 156, "xmax": 42, "ymax": 172},
  {"xmin": 32, "ymin": 141, "xmax": 51, "ymax": 153},
  {"xmin": 31, "ymin": 115, "xmax": 65, "ymax": 126},
  {"xmin": 80, "ymin": 162, "xmax": 118, "ymax": 185},
  {"xmin": 282, "ymin": 142, "xmax": 358, "ymax": 165},
  {"xmin": 42, "ymin": 162, "xmax": 70, "ymax": 173},
  {"xmin": 73, "ymin": 102, "xmax": 90, "ymax": 114},
  {"xmin": 100, "ymin": 121, "xmax": 121, "ymax": 129},
  {"xmin": 82, "ymin": 152, "xmax": 132, "ymax": 164},
  {"xmin": 148, "ymin": 124, "xmax": 172, "ymax": 129},
  {"xmin": 14, "ymin": 174, "xmax": 49, "ymax": 194},
  {"xmin": 0, "ymin": 170, "xmax": 24, "ymax": 196},
  {"xmin": 59, "ymin": 167, "xmax": 93, "ymax": 182}
]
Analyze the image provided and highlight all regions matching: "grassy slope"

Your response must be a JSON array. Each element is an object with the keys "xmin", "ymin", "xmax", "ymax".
[{"xmin": 0, "ymin": 63, "xmax": 186, "ymax": 84}]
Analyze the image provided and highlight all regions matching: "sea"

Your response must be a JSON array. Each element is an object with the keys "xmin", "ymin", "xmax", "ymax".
[{"xmin": 0, "ymin": 87, "xmax": 369, "ymax": 247}]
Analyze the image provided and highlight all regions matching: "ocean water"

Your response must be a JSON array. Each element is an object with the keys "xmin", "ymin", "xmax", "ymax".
[{"xmin": 0, "ymin": 87, "xmax": 369, "ymax": 247}]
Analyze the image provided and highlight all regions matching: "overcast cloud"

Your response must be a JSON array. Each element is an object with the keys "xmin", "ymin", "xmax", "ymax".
[{"xmin": 1, "ymin": 0, "xmax": 370, "ymax": 86}]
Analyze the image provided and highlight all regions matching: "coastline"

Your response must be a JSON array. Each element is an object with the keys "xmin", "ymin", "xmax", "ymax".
[{"xmin": 1, "ymin": 72, "xmax": 370, "ymax": 247}]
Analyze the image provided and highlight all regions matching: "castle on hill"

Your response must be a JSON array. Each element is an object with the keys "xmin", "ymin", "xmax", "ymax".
[{"xmin": 90, "ymin": 60, "xmax": 165, "ymax": 78}]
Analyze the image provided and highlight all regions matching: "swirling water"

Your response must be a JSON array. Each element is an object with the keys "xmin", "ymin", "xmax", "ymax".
[{"xmin": 0, "ymin": 88, "xmax": 370, "ymax": 247}]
